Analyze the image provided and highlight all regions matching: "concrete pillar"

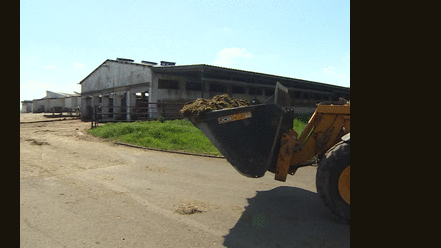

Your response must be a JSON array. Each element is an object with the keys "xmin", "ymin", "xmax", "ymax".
[
  {"xmin": 113, "ymin": 93, "xmax": 122, "ymax": 120},
  {"xmin": 148, "ymin": 84, "xmax": 158, "ymax": 119},
  {"xmin": 148, "ymin": 104, "xmax": 159, "ymax": 119},
  {"xmin": 126, "ymin": 90, "xmax": 131, "ymax": 121},
  {"xmin": 92, "ymin": 95, "xmax": 99, "ymax": 120},
  {"xmin": 102, "ymin": 95, "xmax": 110, "ymax": 119},
  {"xmin": 131, "ymin": 92, "xmax": 136, "ymax": 120},
  {"xmin": 80, "ymin": 97, "xmax": 87, "ymax": 119},
  {"xmin": 126, "ymin": 90, "xmax": 137, "ymax": 121}
]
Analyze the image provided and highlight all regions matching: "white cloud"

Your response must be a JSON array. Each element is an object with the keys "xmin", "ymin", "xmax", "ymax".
[
  {"xmin": 343, "ymin": 55, "xmax": 350, "ymax": 65},
  {"xmin": 214, "ymin": 48, "xmax": 253, "ymax": 66},
  {"xmin": 323, "ymin": 65, "xmax": 346, "ymax": 79},
  {"xmin": 44, "ymin": 65, "xmax": 57, "ymax": 69},
  {"xmin": 216, "ymin": 27, "xmax": 232, "ymax": 33},
  {"xmin": 20, "ymin": 81, "xmax": 54, "ymax": 90},
  {"xmin": 20, "ymin": 81, "xmax": 54, "ymax": 102},
  {"xmin": 73, "ymin": 62, "xmax": 85, "ymax": 69},
  {"xmin": 323, "ymin": 66, "xmax": 336, "ymax": 75},
  {"xmin": 20, "ymin": 81, "xmax": 81, "ymax": 101}
]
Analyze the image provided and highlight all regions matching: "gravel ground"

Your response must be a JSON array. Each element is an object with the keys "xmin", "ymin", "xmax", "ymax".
[{"xmin": 20, "ymin": 113, "xmax": 349, "ymax": 248}]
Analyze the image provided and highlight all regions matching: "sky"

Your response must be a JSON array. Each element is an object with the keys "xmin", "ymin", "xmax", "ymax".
[{"xmin": 20, "ymin": 0, "xmax": 350, "ymax": 109}]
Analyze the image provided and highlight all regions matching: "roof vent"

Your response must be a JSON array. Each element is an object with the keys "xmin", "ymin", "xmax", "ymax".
[
  {"xmin": 116, "ymin": 57, "xmax": 134, "ymax": 63},
  {"xmin": 141, "ymin": 60, "xmax": 158, "ymax": 65},
  {"xmin": 160, "ymin": 61, "xmax": 176, "ymax": 66}
]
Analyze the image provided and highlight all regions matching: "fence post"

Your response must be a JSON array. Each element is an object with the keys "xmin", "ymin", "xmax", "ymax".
[
  {"xmin": 91, "ymin": 104, "xmax": 94, "ymax": 129},
  {"xmin": 94, "ymin": 105, "xmax": 97, "ymax": 128},
  {"xmin": 91, "ymin": 105, "xmax": 97, "ymax": 129}
]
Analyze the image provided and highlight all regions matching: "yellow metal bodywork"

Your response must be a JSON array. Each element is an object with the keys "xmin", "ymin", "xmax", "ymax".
[
  {"xmin": 274, "ymin": 104, "xmax": 350, "ymax": 181},
  {"xmin": 274, "ymin": 130, "xmax": 298, "ymax": 182}
]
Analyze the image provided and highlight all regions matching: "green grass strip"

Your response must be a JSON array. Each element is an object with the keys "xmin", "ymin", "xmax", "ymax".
[{"xmin": 88, "ymin": 118, "xmax": 308, "ymax": 156}]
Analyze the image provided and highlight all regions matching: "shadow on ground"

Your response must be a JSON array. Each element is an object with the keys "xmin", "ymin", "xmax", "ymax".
[{"xmin": 223, "ymin": 186, "xmax": 350, "ymax": 248}]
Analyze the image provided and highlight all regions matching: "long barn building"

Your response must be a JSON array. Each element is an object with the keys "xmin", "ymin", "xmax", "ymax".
[{"xmin": 79, "ymin": 58, "xmax": 350, "ymax": 121}]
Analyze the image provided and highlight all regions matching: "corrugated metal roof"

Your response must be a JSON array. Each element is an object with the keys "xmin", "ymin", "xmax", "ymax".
[
  {"xmin": 51, "ymin": 92, "xmax": 79, "ymax": 97},
  {"xmin": 78, "ymin": 59, "xmax": 349, "ymax": 92},
  {"xmin": 152, "ymin": 64, "xmax": 349, "ymax": 91}
]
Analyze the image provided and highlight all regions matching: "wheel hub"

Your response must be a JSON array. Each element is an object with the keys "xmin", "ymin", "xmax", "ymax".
[{"xmin": 338, "ymin": 166, "xmax": 350, "ymax": 204}]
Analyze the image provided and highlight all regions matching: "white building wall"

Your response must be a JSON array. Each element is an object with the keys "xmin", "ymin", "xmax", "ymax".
[
  {"xmin": 32, "ymin": 99, "xmax": 49, "ymax": 113},
  {"xmin": 80, "ymin": 60, "xmax": 152, "ymax": 120},
  {"xmin": 64, "ymin": 96, "xmax": 81, "ymax": 110},
  {"xmin": 22, "ymin": 102, "xmax": 34, "ymax": 113},
  {"xmin": 64, "ymin": 97, "xmax": 73, "ymax": 110},
  {"xmin": 149, "ymin": 74, "xmax": 204, "ymax": 103},
  {"xmin": 81, "ymin": 60, "xmax": 152, "ymax": 94},
  {"xmin": 21, "ymin": 103, "xmax": 28, "ymax": 113},
  {"xmin": 47, "ymin": 98, "xmax": 65, "ymax": 111}
]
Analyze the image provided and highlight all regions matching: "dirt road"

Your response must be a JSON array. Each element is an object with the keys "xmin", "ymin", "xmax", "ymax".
[{"xmin": 20, "ymin": 113, "xmax": 349, "ymax": 247}]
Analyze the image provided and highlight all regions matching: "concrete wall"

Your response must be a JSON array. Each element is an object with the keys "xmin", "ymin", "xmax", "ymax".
[
  {"xmin": 24, "ymin": 91, "xmax": 82, "ymax": 114},
  {"xmin": 64, "ymin": 96, "xmax": 81, "ymax": 110},
  {"xmin": 21, "ymin": 103, "xmax": 27, "ymax": 113},
  {"xmin": 29, "ymin": 96, "xmax": 81, "ymax": 113},
  {"xmin": 21, "ymin": 102, "xmax": 33, "ymax": 113},
  {"xmin": 47, "ymin": 98, "xmax": 64, "ymax": 111},
  {"xmin": 32, "ymin": 99, "xmax": 49, "ymax": 113},
  {"xmin": 149, "ymin": 74, "xmax": 198, "ymax": 103},
  {"xmin": 64, "ymin": 97, "xmax": 74, "ymax": 110},
  {"xmin": 80, "ymin": 60, "xmax": 153, "ymax": 120},
  {"xmin": 81, "ymin": 60, "xmax": 152, "ymax": 94}
]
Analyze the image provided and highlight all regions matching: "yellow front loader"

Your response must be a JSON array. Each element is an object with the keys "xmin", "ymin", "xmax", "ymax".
[{"xmin": 185, "ymin": 83, "xmax": 350, "ymax": 224}]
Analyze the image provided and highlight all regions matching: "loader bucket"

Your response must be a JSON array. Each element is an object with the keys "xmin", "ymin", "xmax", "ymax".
[{"xmin": 187, "ymin": 102, "xmax": 293, "ymax": 178}]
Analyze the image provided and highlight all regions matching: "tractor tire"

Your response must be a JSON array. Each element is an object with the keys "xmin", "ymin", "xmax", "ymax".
[{"xmin": 316, "ymin": 140, "xmax": 350, "ymax": 224}]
